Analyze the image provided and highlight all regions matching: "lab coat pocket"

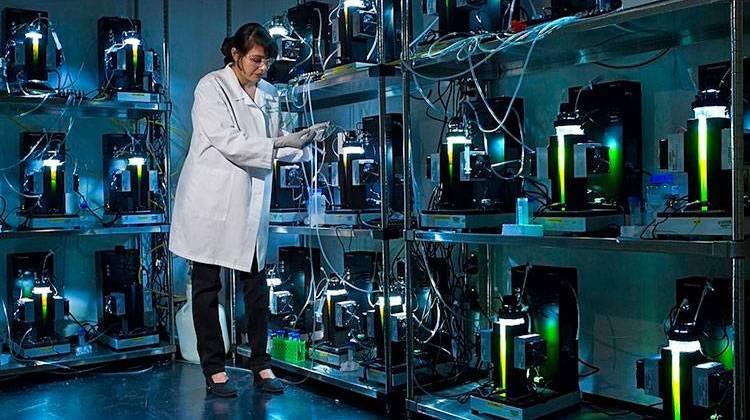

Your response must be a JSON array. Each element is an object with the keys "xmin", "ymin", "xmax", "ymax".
[{"xmin": 187, "ymin": 167, "xmax": 232, "ymax": 221}]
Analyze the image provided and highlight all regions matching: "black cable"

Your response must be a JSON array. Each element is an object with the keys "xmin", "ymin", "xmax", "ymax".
[
  {"xmin": 578, "ymin": 357, "xmax": 600, "ymax": 378},
  {"xmin": 532, "ymin": 203, "xmax": 554, "ymax": 221},
  {"xmin": 650, "ymin": 197, "xmax": 693, "ymax": 239},
  {"xmin": 592, "ymin": 48, "xmax": 671, "ymax": 70},
  {"xmin": 639, "ymin": 217, "xmax": 658, "ymax": 240},
  {"xmin": 67, "ymin": 312, "xmax": 97, "ymax": 335},
  {"xmin": 703, "ymin": 325, "xmax": 731, "ymax": 359},
  {"xmin": 334, "ymin": 225, "xmax": 352, "ymax": 255}
]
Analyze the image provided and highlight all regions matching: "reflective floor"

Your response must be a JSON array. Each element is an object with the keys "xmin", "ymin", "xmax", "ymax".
[
  {"xmin": 0, "ymin": 361, "xmax": 384, "ymax": 420},
  {"xmin": 0, "ymin": 360, "xmax": 654, "ymax": 419}
]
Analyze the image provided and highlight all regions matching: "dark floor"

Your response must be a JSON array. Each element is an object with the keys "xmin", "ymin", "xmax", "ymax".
[
  {"xmin": 0, "ymin": 362, "xmax": 384, "ymax": 420},
  {"xmin": 0, "ymin": 360, "xmax": 655, "ymax": 419}
]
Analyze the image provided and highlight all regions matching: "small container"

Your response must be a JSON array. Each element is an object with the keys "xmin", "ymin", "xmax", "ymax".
[
  {"xmin": 627, "ymin": 196, "xmax": 642, "ymax": 226},
  {"xmin": 645, "ymin": 174, "xmax": 680, "ymax": 224},
  {"xmin": 78, "ymin": 328, "xmax": 86, "ymax": 347},
  {"xmin": 75, "ymin": 328, "xmax": 92, "ymax": 356},
  {"xmin": 516, "ymin": 197, "xmax": 529, "ymax": 225},
  {"xmin": 307, "ymin": 188, "xmax": 326, "ymax": 226}
]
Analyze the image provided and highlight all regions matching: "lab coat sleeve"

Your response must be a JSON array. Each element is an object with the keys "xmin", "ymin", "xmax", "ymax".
[
  {"xmin": 192, "ymin": 80, "xmax": 274, "ymax": 170},
  {"xmin": 275, "ymin": 145, "xmax": 312, "ymax": 163}
]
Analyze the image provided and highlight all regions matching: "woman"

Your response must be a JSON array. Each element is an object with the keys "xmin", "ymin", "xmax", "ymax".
[{"xmin": 170, "ymin": 23, "xmax": 328, "ymax": 397}]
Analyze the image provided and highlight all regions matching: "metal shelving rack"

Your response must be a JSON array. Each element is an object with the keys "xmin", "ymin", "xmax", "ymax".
[
  {"xmin": 269, "ymin": 225, "xmax": 400, "ymax": 240},
  {"xmin": 279, "ymin": 63, "xmax": 403, "ymax": 111},
  {"xmin": 0, "ymin": 0, "xmax": 176, "ymax": 377},
  {"xmin": 227, "ymin": 3, "xmax": 405, "ymax": 407},
  {"xmin": 400, "ymin": 0, "xmax": 747, "ymax": 419},
  {"xmin": 0, "ymin": 96, "xmax": 171, "ymax": 119}
]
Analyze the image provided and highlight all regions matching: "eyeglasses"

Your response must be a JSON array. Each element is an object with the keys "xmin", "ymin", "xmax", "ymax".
[{"xmin": 247, "ymin": 55, "xmax": 274, "ymax": 68}]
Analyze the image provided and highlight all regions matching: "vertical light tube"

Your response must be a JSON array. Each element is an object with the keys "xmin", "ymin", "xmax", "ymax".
[
  {"xmin": 129, "ymin": 157, "xmax": 146, "ymax": 187},
  {"xmin": 44, "ymin": 159, "xmax": 62, "ymax": 196},
  {"xmin": 554, "ymin": 124, "xmax": 583, "ymax": 208},
  {"xmin": 25, "ymin": 31, "xmax": 43, "ymax": 77},
  {"xmin": 50, "ymin": 165, "xmax": 57, "ymax": 195},
  {"xmin": 671, "ymin": 351, "xmax": 681, "ymax": 420},
  {"xmin": 698, "ymin": 116, "xmax": 709, "ymax": 212},
  {"xmin": 132, "ymin": 43, "xmax": 139, "ymax": 78},
  {"xmin": 500, "ymin": 324, "xmax": 508, "ymax": 389},
  {"xmin": 124, "ymin": 37, "xmax": 141, "ymax": 83},
  {"xmin": 33, "ymin": 287, "xmax": 52, "ymax": 324},
  {"xmin": 667, "ymin": 340, "xmax": 701, "ymax": 420},
  {"xmin": 557, "ymin": 134, "xmax": 566, "ymax": 206},
  {"xmin": 32, "ymin": 37, "xmax": 40, "ymax": 64},
  {"xmin": 136, "ymin": 162, "xmax": 143, "ymax": 183},
  {"xmin": 448, "ymin": 146, "xmax": 455, "ymax": 180},
  {"xmin": 497, "ymin": 318, "xmax": 524, "ymax": 391},
  {"xmin": 41, "ymin": 292, "xmax": 48, "ymax": 321}
]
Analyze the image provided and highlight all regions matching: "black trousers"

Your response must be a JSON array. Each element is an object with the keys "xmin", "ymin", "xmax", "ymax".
[{"xmin": 191, "ymin": 259, "xmax": 270, "ymax": 378}]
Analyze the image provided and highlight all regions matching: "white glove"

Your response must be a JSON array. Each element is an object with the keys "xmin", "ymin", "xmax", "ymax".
[
  {"xmin": 273, "ymin": 129, "xmax": 315, "ymax": 150},
  {"xmin": 308, "ymin": 122, "xmax": 332, "ymax": 142}
]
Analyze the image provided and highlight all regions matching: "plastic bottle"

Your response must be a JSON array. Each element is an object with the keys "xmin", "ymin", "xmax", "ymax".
[
  {"xmin": 645, "ymin": 174, "xmax": 679, "ymax": 225},
  {"xmin": 75, "ymin": 327, "xmax": 92, "ymax": 356},
  {"xmin": 516, "ymin": 197, "xmax": 529, "ymax": 225},
  {"xmin": 627, "ymin": 196, "xmax": 643, "ymax": 226},
  {"xmin": 307, "ymin": 188, "xmax": 326, "ymax": 226},
  {"xmin": 267, "ymin": 328, "xmax": 274, "ymax": 353}
]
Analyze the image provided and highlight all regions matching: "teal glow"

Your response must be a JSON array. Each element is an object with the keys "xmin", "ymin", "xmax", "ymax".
[
  {"xmin": 488, "ymin": 134, "xmax": 506, "ymax": 163},
  {"xmin": 599, "ymin": 128, "xmax": 622, "ymax": 201},
  {"xmin": 538, "ymin": 307, "xmax": 559, "ymax": 379}
]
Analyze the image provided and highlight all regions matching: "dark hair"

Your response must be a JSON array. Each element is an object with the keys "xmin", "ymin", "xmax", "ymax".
[{"xmin": 220, "ymin": 23, "xmax": 277, "ymax": 66}]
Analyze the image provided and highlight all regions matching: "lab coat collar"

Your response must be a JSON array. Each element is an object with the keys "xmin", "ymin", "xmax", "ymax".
[{"xmin": 220, "ymin": 64, "xmax": 274, "ymax": 109}]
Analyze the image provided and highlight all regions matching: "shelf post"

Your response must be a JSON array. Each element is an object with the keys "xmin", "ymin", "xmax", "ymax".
[
  {"xmin": 730, "ymin": 0, "xmax": 746, "ymax": 416},
  {"xmin": 162, "ymin": 0, "xmax": 176, "ymax": 349},
  {"xmin": 400, "ymin": 0, "xmax": 415, "ymax": 403},
  {"xmin": 375, "ymin": 0, "xmax": 395, "ymax": 396}
]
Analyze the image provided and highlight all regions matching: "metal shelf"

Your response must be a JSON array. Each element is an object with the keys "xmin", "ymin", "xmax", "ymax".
[
  {"xmin": 407, "ymin": 385, "xmax": 646, "ymax": 419},
  {"xmin": 279, "ymin": 63, "xmax": 402, "ymax": 112},
  {"xmin": 0, "ymin": 224, "xmax": 170, "ymax": 239},
  {"xmin": 271, "ymin": 358, "xmax": 383, "ymax": 399},
  {"xmin": 0, "ymin": 95, "xmax": 171, "ymax": 119},
  {"xmin": 411, "ymin": 0, "xmax": 744, "ymax": 77},
  {"xmin": 0, "ymin": 343, "xmax": 176, "ymax": 378},
  {"xmin": 406, "ymin": 383, "xmax": 482, "ymax": 420},
  {"xmin": 236, "ymin": 345, "xmax": 384, "ymax": 399},
  {"xmin": 269, "ymin": 224, "xmax": 399, "ymax": 240},
  {"xmin": 411, "ymin": 230, "xmax": 743, "ymax": 258}
]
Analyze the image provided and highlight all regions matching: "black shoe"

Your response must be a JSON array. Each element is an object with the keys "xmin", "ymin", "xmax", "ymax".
[
  {"xmin": 254, "ymin": 376, "xmax": 285, "ymax": 394},
  {"xmin": 206, "ymin": 376, "xmax": 238, "ymax": 398}
]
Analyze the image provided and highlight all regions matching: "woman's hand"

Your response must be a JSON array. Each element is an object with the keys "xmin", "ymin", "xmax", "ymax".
[
  {"xmin": 273, "ymin": 129, "xmax": 316, "ymax": 150},
  {"xmin": 308, "ymin": 122, "xmax": 332, "ymax": 142},
  {"xmin": 273, "ymin": 122, "xmax": 331, "ymax": 150}
]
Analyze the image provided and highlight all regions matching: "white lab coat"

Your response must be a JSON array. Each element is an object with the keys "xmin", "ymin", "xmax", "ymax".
[{"xmin": 169, "ymin": 65, "xmax": 308, "ymax": 272}]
